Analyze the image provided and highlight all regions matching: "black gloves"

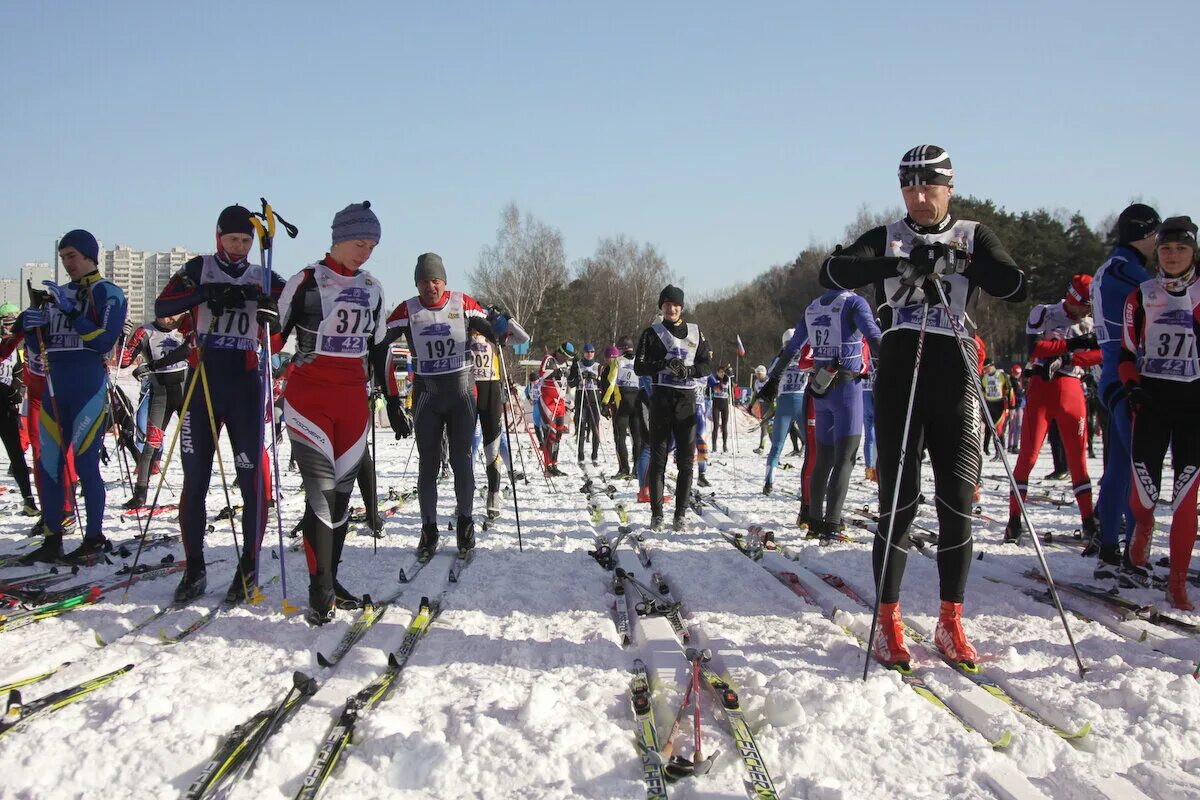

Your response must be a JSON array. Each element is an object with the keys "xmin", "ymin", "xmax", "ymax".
[
  {"xmin": 1124, "ymin": 381, "xmax": 1153, "ymax": 416},
  {"xmin": 256, "ymin": 295, "xmax": 280, "ymax": 329},
  {"xmin": 387, "ymin": 396, "xmax": 411, "ymax": 439},
  {"xmin": 132, "ymin": 364, "xmax": 150, "ymax": 380},
  {"xmin": 202, "ymin": 283, "xmax": 253, "ymax": 312},
  {"xmin": 898, "ymin": 242, "xmax": 967, "ymax": 286},
  {"xmin": 1065, "ymin": 332, "xmax": 1098, "ymax": 352},
  {"xmin": 666, "ymin": 358, "xmax": 690, "ymax": 379}
]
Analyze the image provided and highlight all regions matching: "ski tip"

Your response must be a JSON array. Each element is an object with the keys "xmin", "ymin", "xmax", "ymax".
[
  {"xmin": 294, "ymin": 671, "xmax": 319, "ymax": 695},
  {"xmin": 281, "ymin": 598, "xmax": 300, "ymax": 616},
  {"xmin": 991, "ymin": 730, "xmax": 1014, "ymax": 751},
  {"xmin": 316, "ymin": 652, "xmax": 332, "ymax": 668},
  {"xmin": 93, "ymin": 631, "xmax": 106, "ymax": 647},
  {"xmin": 1067, "ymin": 720, "xmax": 1093, "ymax": 740}
]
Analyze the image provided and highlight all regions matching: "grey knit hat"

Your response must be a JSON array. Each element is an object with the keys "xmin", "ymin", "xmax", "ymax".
[
  {"xmin": 331, "ymin": 201, "xmax": 381, "ymax": 245},
  {"xmin": 415, "ymin": 252, "xmax": 448, "ymax": 284}
]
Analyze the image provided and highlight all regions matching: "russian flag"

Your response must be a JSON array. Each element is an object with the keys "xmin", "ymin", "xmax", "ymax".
[{"xmin": 736, "ymin": 334, "xmax": 745, "ymax": 357}]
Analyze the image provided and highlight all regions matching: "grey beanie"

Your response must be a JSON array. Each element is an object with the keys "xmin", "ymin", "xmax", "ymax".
[
  {"xmin": 415, "ymin": 252, "xmax": 448, "ymax": 284},
  {"xmin": 331, "ymin": 201, "xmax": 381, "ymax": 245}
]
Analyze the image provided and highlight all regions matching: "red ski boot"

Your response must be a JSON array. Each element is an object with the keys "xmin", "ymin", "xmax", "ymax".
[
  {"xmin": 1168, "ymin": 573, "xmax": 1194, "ymax": 612},
  {"xmin": 934, "ymin": 601, "xmax": 978, "ymax": 666},
  {"xmin": 872, "ymin": 601, "xmax": 911, "ymax": 668}
]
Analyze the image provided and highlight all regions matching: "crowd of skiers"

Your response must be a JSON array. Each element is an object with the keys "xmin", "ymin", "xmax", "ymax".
[{"xmin": 1, "ymin": 145, "xmax": 1196, "ymax": 656}]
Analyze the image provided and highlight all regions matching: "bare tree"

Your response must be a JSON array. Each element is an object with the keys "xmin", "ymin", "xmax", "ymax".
[
  {"xmin": 469, "ymin": 203, "xmax": 567, "ymax": 347},
  {"xmin": 843, "ymin": 202, "xmax": 904, "ymax": 242},
  {"xmin": 569, "ymin": 235, "xmax": 672, "ymax": 345}
]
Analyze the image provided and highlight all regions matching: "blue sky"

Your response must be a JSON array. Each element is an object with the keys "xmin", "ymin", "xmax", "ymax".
[{"xmin": 1, "ymin": 1, "xmax": 1194, "ymax": 301}]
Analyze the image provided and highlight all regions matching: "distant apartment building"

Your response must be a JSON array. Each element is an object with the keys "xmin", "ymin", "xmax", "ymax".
[
  {"xmin": 0, "ymin": 278, "xmax": 21, "ymax": 307},
  {"xmin": 143, "ymin": 247, "xmax": 193, "ymax": 319},
  {"xmin": 20, "ymin": 262, "xmax": 54, "ymax": 296},
  {"xmin": 105, "ymin": 245, "xmax": 195, "ymax": 322},
  {"xmin": 105, "ymin": 246, "xmax": 148, "ymax": 322}
]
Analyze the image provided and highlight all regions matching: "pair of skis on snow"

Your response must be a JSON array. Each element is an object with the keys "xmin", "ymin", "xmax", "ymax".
[{"xmin": 185, "ymin": 547, "xmax": 473, "ymax": 800}]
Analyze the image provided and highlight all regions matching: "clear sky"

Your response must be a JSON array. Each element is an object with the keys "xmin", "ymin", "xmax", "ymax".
[{"xmin": 1, "ymin": 1, "xmax": 1195, "ymax": 301}]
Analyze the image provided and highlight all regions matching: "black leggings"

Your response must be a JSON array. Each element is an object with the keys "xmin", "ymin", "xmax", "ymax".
[
  {"xmin": 413, "ymin": 373, "xmax": 476, "ymax": 524},
  {"xmin": 711, "ymin": 397, "xmax": 729, "ymax": 451},
  {"xmin": 134, "ymin": 378, "xmax": 184, "ymax": 488},
  {"xmin": 0, "ymin": 405, "xmax": 33, "ymax": 500},
  {"xmin": 575, "ymin": 389, "xmax": 601, "ymax": 461},
  {"xmin": 613, "ymin": 392, "xmax": 641, "ymax": 475},
  {"xmin": 476, "ymin": 380, "xmax": 503, "ymax": 493},
  {"xmin": 648, "ymin": 387, "xmax": 696, "ymax": 519},
  {"xmin": 873, "ymin": 335, "xmax": 980, "ymax": 604}
]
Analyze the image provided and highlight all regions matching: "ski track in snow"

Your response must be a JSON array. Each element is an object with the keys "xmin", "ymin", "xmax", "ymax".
[{"xmin": 0, "ymin": 395, "xmax": 1197, "ymax": 799}]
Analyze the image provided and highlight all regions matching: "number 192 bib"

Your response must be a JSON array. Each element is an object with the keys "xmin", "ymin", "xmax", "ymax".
[{"xmin": 407, "ymin": 292, "xmax": 468, "ymax": 375}]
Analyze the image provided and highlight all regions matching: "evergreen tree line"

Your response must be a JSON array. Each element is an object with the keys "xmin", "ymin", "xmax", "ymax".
[{"xmin": 469, "ymin": 197, "xmax": 1135, "ymax": 376}]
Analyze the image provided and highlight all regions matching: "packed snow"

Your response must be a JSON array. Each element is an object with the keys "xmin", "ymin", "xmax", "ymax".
[{"xmin": 0, "ymin": 391, "xmax": 1197, "ymax": 800}]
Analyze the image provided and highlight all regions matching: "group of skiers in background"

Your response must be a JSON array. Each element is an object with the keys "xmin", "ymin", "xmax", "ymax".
[{"xmin": 0, "ymin": 144, "xmax": 1196, "ymax": 663}]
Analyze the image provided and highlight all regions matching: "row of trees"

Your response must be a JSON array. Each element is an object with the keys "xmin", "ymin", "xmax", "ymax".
[{"xmin": 469, "ymin": 197, "xmax": 1129, "ymax": 376}]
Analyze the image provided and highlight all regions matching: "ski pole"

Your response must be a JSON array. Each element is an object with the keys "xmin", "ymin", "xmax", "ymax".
[
  {"xmin": 369, "ymin": 388, "xmax": 379, "ymax": 556},
  {"xmin": 496, "ymin": 350, "xmax": 524, "ymax": 552},
  {"xmin": 863, "ymin": 305, "xmax": 928, "ymax": 681},
  {"xmin": 930, "ymin": 278, "xmax": 1086, "ymax": 678},
  {"xmin": 252, "ymin": 197, "xmax": 299, "ymax": 613},
  {"xmin": 123, "ymin": 322, "xmax": 211, "ymax": 600}
]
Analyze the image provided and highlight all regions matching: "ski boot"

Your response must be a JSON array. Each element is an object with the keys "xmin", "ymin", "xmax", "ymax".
[
  {"xmin": 486, "ymin": 491, "xmax": 501, "ymax": 520},
  {"xmin": 455, "ymin": 515, "xmax": 476, "ymax": 554},
  {"xmin": 1079, "ymin": 515, "xmax": 1100, "ymax": 556},
  {"xmin": 417, "ymin": 522, "xmax": 439, "ymax": 562},
  {"xmin": 18, "ymin": 534, "xmax": 64, "ymax": 565},
  {"xmin": 1167, "ymin": 572, "xmax": 1194, "ymax": 612},
  {"xmin": 864, "ymin": 466, "xmax": 877, "ymax": 483},
  {"xmin": 636, "ymin": 486, "xmax": 650, "ymax": 503},
  {"xmin": 697, "ymin": 473, "xmax": 711, "ymax": 488},
  {"xmin": 672, "ymin": 514, "xmax": 687, "ymax": 533},
  {"xmin": 1002, "ymin": 515, "xmax": 1024, "ymax": 545},
  {"xmin": 934, "ymin": 601, "xmax": 978, "ymax": 666},
  {"xmin": 174, "ymin": 566, "xmax": 207, "ymax": 603},
  {"xmin": 872, "ymin": 601, "xmax": 911, "ymax": 668},
  {"xmin": 333, "ymin": 579, "xmax": 363, "ymax": 611},
  {"xmin": 753, "ymin": 447, "xmax": 763, "ymax": 455},
  {"xmin": 27, "ymin": 516, "xmax": 45, "ymax": 537},
  {"xmin": 1092, "ymin": 543, "xmax": 1122, "ymax": 584},
  {"xmin": 1044, "ymin": 469, "xmax": 1069, "ymax": 481},
  {"xmin": 224, "ymin": 557, "xmax": 259, "ymax": 603},
  {"xmin": 122, "ymin": 485, "xmax": 148, "ymax": 510},
  {"xmin": 20, "ymin": 496, "xmax": 39, "ymax": 517},
  {"xmin": 63, "ymin": 536, "xmax": 113, "ymax": 565},
  {"xmin": 650, "ymin": 514, "xmax": 664, "ymax": 532},
  {"xmin": 591, "ymin": 457, "xmax": 600, "ymax": 467},
  {"xmin": 1118, "ymin": 550, "xmax": 1157, "ymax": 589},
  {"xmin": 762, "ymin": 480, "xmax": 772, "ymax": 496},
  {"xmin": 306, "ymin": 583, "xmax": 335, "ymax": 626},
  {"xmin": 1127, "ymin": 521, "xmax": 1153, "ymax": 570}
]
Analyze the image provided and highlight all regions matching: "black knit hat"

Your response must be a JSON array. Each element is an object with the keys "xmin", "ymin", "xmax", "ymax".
[
  {"xmin": 898, "ymin": 145, "xmax": 954, "ymax": 187},
  {"xmin": 658, "ymin": 284, "xmax": 685, "ymax": 308},
  {"xmin": 217, "ymin": 205, "xmax": 255, "ymax": 237},
  {"xmin": 1117, "ymin": 203, "xmax": 1161, "ymax": 244},
  {"xmin": 1157, "ymin": 216, "xmax": 1198, "ymax": 248}
]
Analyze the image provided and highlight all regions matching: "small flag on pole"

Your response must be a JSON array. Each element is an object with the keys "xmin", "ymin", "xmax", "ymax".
[{"xmin": 736, "ymin": 334, "xmax": 746, "ymax": 357}]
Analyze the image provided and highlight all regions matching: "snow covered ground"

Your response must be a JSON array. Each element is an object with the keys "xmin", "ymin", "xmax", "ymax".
[{"xmin": 0, "ymin": 398, "xmax": 1197, "ymax": 799}]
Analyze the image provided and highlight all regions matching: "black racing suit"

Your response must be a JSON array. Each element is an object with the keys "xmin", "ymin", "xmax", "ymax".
[
  {"xmin": 821, "ymin": 215, "xmax": 1026, "ymax": 603},
  {"xmin": 633, "ymin": 319, "xmax": 712, "ymax": 521}
]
